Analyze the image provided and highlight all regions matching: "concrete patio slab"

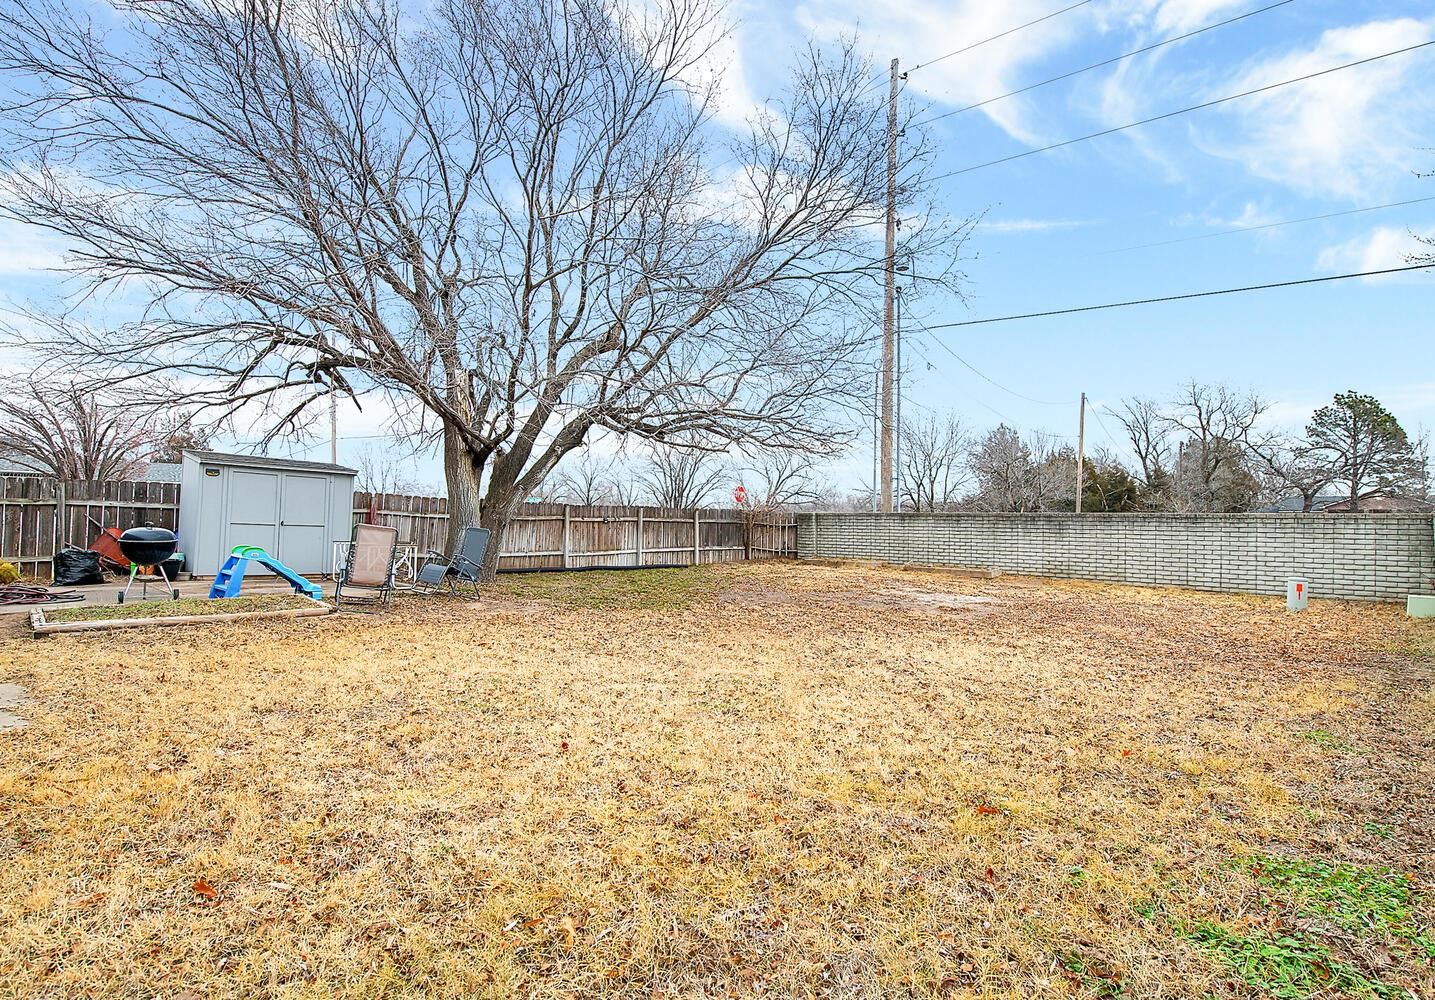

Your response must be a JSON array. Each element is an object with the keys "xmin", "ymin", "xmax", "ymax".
[{"xmin": 0, "ymin": 682, "xmax": 28, "ymax": 732}]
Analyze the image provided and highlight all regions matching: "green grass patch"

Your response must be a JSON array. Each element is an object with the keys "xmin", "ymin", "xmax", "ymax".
[
  {"xmin": 1185, "ymin": 856, "xmax": 1433, "ymax": 997},
  {"xmin": 1185, "ymin": 922, "xmax": 1396, "ymax": 999},
  {"xmin": 494, "ymin": 566, "xmax": 718, "ymax": 610},
  {"xmin": 47, "ymin": 595, "xmax": 319, "ymax": 623},
  {"xmin": 1250, "ymin": 856, "xmax": 1425, "ymax": 942},
  {"xmin": 1297, "ymin": 729, "xmax": 1357, "ymax": 752},
  {"xmin": 1362, "ymin": 820, "xmax": 1395, "ymax": 840}
]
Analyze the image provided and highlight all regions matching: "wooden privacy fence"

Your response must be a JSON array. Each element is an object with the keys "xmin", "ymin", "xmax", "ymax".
[
  {"xmin": 353, "ymin": 494, "xmax": 798, "ymax": 570},
  {"xmin": 0, "ymin": 477, "xmax": 179, "ymax": 578},
  {"xmin": 0, "ymin": 476, "xmax": 793, "ymax": 579}
]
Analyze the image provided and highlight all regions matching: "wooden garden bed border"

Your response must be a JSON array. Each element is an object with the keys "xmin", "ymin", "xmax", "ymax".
[{"xmin": 30, "ymin": 599, "xmax": 334, "ymax": 636}]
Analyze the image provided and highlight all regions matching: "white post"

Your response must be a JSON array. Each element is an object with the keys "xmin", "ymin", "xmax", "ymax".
[
  {"xmin": 635, "ymin": 509, "xmax": 644, "ymax": 567},
  {"xmin": 562, "ymin": 504, "xmax": 571, "ymax": 569},
  {"xmin": 693, "ymin": 508, "xmax": 701, "ymax": 566}
]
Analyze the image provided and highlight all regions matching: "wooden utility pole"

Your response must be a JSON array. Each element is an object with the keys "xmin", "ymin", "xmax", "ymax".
[
  {"xmin": 1075, "ymin": 392, "xmax": 1087, "ymax": 514},
  {"xmin": 879, "ymin": 57, "xmax": 899, "ymax": 513},
  {"xmin": 329, "ymin": 393, "xmax": 338, "ymax": 465}
]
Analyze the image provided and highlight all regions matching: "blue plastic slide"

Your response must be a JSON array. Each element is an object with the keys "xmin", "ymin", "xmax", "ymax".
[{"xmin": 208, "ymin": 545, "xmax": 324, "ymax": 600}]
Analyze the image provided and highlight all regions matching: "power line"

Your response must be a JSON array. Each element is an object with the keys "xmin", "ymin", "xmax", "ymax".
[
  {"xmin": 1101, "ymin": 195, "xmax": 1435, "ymax": 253},
  {"xmin": 1088, "ymin": 404, "xmax": 1125, "ymax": 453},
  {"xmin": 925, "ymin": 39, "xmax": 1435, "ymax": 182},
  {"xmin": 915, "ymin": 0, "xmax": 1296, "ymax": 127},
  {"xmin": 912, "ymin": 324, "xmax": 1071, "ymax": 405},
  {"xmin": 920, "ymin": 263, "xmax": 1434, "ymax": 329},
  {"xmin": 908, "ymin": 0, "xmax": 1096, "ymax": 74}
]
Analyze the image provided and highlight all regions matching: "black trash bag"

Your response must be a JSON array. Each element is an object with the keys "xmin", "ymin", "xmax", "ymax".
[{"xmin": 52, "ymin": 547, "xmax": 104, "ymax": 587}]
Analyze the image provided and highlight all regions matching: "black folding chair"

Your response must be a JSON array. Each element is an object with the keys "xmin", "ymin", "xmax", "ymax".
[{"xmin": 414, "ymin": 526, "xmax": 490, "ymax": 598}]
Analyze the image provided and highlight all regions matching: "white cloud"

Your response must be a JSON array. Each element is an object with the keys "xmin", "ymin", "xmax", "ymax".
[
  {"xmin": 1141, "ymin": 0, "xmax": 1250, "ymax": 34},
  {"xmin": 690, "ymin": 22, "xmax": 763, "ymax": 131},
  {"xmin": 1315, "ymin": 225, "xmax": 1430, "ymax": 281},
  {"xmin": 793, "ymin": 1, "xmax": 1089, "ymax": 143},
  {"xmin": 0, "ymin": 218, "xmax": 68, "ymax": 277},
  {"xmin": 1196, "ymin": 17, "xmax": 1435, "ymax": 199},
  {"xmin": 1201, "ymin": 201, "xmax": 1280, "ymax": 229},
  {"xmin": 982, "ymin": 217, "xmax": 1091, "ymax": 233}
]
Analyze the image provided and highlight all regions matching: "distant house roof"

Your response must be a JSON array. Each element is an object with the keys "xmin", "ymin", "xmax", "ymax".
[
  {"xmin": 1256, "ymin": 495, "xmax": 1343, "ymax": 513},
  {"xmin": 1320, "ymin": 489, "xmax": 1434, "ymax": 514},
  {"xmin": 145, "ymin": 462, "xmax": 183, "ymax": 484}
]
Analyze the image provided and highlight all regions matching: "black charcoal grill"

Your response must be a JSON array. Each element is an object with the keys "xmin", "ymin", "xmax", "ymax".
[{"xmin": 117, "ymin": 523, "xmax": 180, "ymax": 603}]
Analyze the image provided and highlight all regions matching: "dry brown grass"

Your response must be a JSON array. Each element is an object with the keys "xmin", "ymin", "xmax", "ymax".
[{"xmin": 0, "ymin": 562, "xmax": 1431, "ymax": 998}]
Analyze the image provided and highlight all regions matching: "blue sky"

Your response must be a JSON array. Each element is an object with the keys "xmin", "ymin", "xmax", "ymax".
[
  {"xmin": 2, "ymin": 0, "xmax": 1432, "ymax": 492},
  {"xmin": 772, "ymin": 0, "xmax": 1435, "ymax": 482}
]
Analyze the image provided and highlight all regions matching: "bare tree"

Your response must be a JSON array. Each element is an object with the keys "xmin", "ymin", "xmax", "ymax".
[
  {"xmin": 1161, "ymin": 382, "xmax": 1266, "ymax": 512},
  {"xmin": 898, "ymin": 412, "xmax": 970, "ymax": 511},
  {"xmin": 1110, "ymin": 397, "xmax": 1173, "ymax": 499},
  {"xmin": 354, "ymin": 445, "xmax": 426, "ymax": 497},
  {"xmin": 737, "ymin": 450, "xmax": 823, "ymax": 509},
  {"xmin": 149, "ymin": 418, "xmax": 211, "ymax": 465},
  {"xmin": 730, "ymin": 450, "xmax": 819, "ymax": 555},
  {"xmin": 0, "ymin": 0, "xmax": 969, "ymax": 576},
  {"xmin": 968, "ymin": 425, "xmax": 1031, "ymax": 512},
  {"xmin": 1245, "ymin": 433, "xmax": 1338, "ymax": 512},
  {"xmin": 0, "ymin": 381, "xmax": 161, "ymax": 480},
  {"xmin": 551, "ymin": 448, "xmax": 628, "ymax": 505},
  {"xmin": 639, "ymin": 447, "xmax": 727, "ymax": 508},
  {"xmin": 967, "ymin": 425, "xmax": 1075, "ymax": 512}
]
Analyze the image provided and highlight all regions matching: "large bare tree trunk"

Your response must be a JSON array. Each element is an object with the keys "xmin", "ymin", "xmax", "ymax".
[{"xmin": 442, "ymin": 423, "xmax": 483, "ymax": 553}]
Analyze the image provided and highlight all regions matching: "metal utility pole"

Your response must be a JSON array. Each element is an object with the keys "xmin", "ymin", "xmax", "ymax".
[
  {"xmin": 879, "ymin": 57, "xmax": 899, "ymax": 513},
  {"xmin": 872, "ymin": 369, "xmax": 880, "ymax": 511},
  {"xmin": 894, "ymin": 285, "xmax": 903, "ymax": 512},
  {"xmin": 1075, "ymin": 392, "xmax": 1087, "ymax": 514}
]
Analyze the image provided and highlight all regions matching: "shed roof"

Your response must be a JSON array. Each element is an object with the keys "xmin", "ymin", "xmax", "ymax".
[{"xmin": 182, "ymin": 449, "xmax": 357, "ymax": 475}]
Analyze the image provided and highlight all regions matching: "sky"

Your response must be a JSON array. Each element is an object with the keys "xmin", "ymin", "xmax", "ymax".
[
  {"xmin": 772, "ymin": 0, "xmax": 1435, "ymax": 491},
  {"xmin": 1, "ymin": 0, "xmax": 1432, "ymax": 494}
]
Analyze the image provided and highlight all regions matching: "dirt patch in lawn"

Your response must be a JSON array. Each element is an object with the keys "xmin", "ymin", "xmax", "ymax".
[
  {"xmin": 0, "ymin": 560, "xmax": 1431, "ymax": 997},
  {"xmin": 721, "ymin": 579, "xmax": 996, "ymax": 615}
]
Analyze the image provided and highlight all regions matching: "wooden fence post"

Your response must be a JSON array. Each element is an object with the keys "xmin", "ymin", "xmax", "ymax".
[
  {"xmin": 562, "ymin": 504, "xmax": 571, "ymax": 569},
  {"xmin": 55, "ymin": 480, "xmax": 66, "ymax": 555},
  {"xmin": 635, "ymin": 509, "xmax": 644, "ymax": 567}
]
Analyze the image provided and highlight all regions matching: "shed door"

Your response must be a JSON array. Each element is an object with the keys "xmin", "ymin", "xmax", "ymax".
[
  {"xmin": 278, "ymin": 472, "xmax": 330, "ymax": 574},
  {"xmin": 227, "ymin": 470, "xmax": 280, "ymax": 565}
]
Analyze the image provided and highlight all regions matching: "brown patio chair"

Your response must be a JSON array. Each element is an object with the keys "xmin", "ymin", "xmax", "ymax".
[{"xmin": 335, "ymin": 523, "xmax": 400, "ymax": 610}]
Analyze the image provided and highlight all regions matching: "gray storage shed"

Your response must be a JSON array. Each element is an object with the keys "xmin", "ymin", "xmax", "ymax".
[{"xmin": 179, "ymin": 450, "xmax": 356, "ymax": 577}]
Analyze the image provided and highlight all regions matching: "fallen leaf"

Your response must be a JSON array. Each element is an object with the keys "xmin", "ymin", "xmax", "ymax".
[
  {"xmin": 192, "ymin": 879, "xmax": 218, "ymax": 900},
  {"xmin": 975, "ymin": 804, "xmax": 1002, "ymax": 816}
]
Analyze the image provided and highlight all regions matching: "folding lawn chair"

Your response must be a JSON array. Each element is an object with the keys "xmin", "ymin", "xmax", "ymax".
[
  {"xmin": 414, "ymin": 526, "xmax": 490, "ymax": 598},
  {"xmin": 335, "ymin": 523, "xmax": 400, "ymax": 610}
]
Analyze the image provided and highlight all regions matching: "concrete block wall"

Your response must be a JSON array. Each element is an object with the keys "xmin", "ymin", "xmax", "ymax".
[{"xmin": 795, "ymin": 512, "xmax": 1435, "ymax": 601}]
